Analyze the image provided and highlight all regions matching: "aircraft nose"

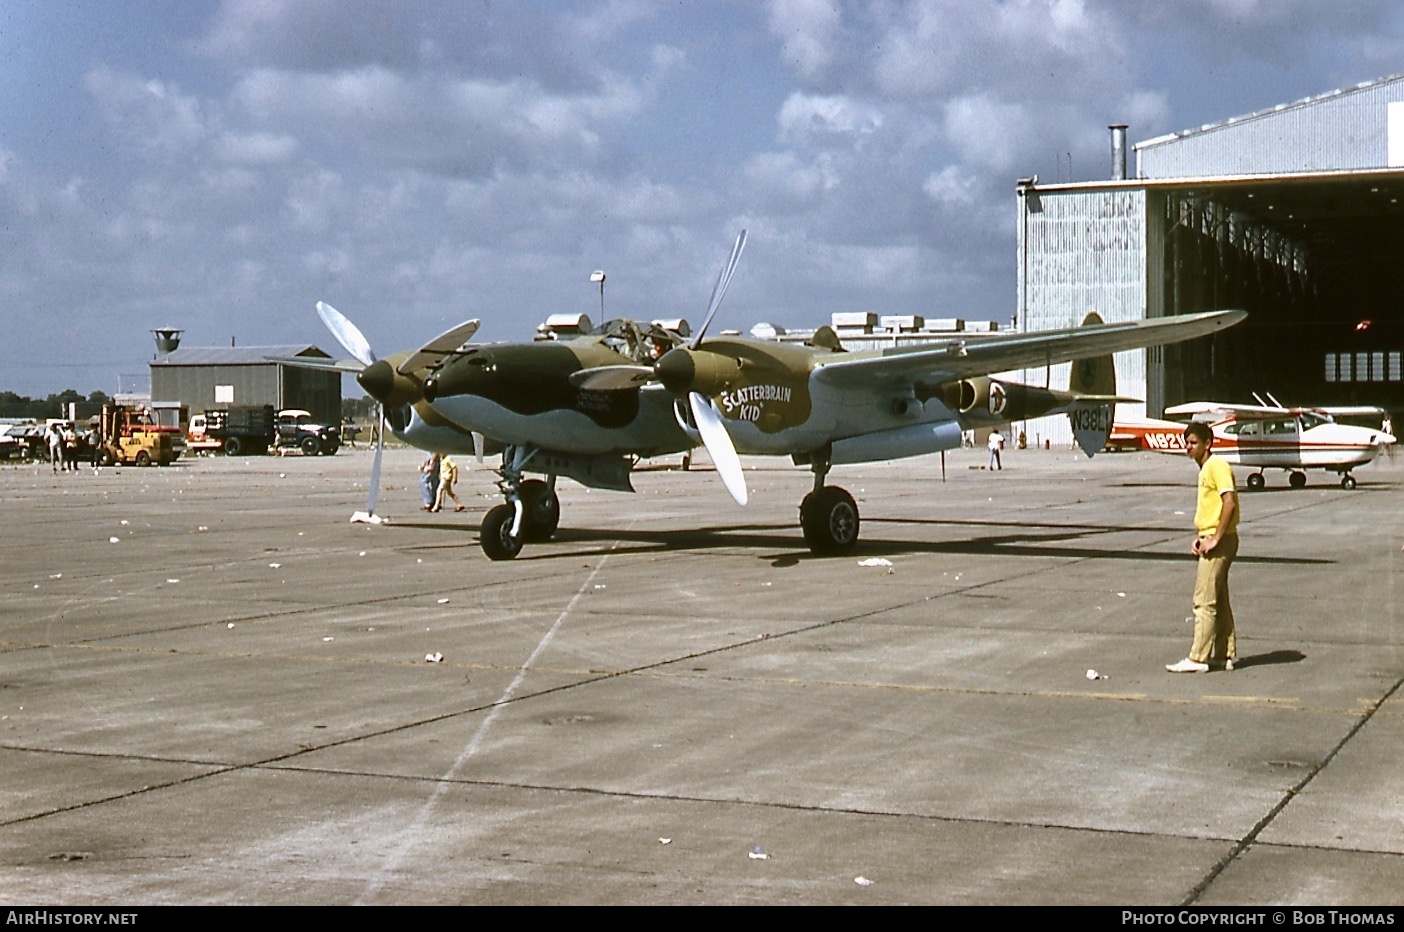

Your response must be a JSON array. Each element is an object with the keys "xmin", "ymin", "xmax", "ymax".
[{"xmin": 424, "ymin": 352, "xmax": 495, "ymax": 402}]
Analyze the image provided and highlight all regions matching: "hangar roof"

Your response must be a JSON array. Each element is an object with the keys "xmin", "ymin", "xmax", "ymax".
[
  {"xmin": 1135, "ymin": 73, "xmax": 1404, "ymax": 179},
  {"xmin": 152, "ymin": 345, "xmax": 332, "ymax": 366}
]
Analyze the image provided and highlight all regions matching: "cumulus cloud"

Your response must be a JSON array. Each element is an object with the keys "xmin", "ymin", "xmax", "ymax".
[
  {"xmin": 213, "ymin": 131, "xmax": 298, "ymax": 165},
  {"xmin": 922, "ymin": 164, "xmax": 977, "ymax": 206},
  {"xmin": 777, "ymin": 92, "xmax": 883, "ymax": 142},
  {"xmin": 83, "ymin": 65, "xmax": 209, "ymax": 159}
]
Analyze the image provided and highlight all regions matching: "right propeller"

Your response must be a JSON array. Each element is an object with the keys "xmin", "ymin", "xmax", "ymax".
[{"xmin": 568, "ymin": 231, "xmax": 751, "ymax": 505}]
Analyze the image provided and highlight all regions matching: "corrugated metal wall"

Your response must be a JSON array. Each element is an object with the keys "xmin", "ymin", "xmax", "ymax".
[
  {"xmin": 1138, "ymin": 76, "xmax": 1404, "ymax": 178},
  {"xmin": 1015, "ymin": 188, "xmax": 1150, "ymax": 444},
  {"xmin": 151, "ymin": 364, "xmax": 339, "ymax": 422}
]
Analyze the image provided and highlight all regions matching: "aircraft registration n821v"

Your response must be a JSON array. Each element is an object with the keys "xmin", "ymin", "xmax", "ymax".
[{"xmin": 405, "ymin": 231, "xmax": 1246, "ymax": 559}]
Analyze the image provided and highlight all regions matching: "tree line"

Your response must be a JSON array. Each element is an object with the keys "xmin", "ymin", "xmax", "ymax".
[
  {"xmin": 2, "ymin": 389, "xmax": 379, "ymax": 422},
  {"xmin": 0, "ymin": 390, "xmax": 113, "ymax": 420}
]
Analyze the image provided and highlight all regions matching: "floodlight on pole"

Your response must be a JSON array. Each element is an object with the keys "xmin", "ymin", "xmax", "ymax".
[{"xmin": 590, "ymin": 270, "xmax": 606, "ymax": 319}]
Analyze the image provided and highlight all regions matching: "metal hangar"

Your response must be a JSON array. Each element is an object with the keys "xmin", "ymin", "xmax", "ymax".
[
  {"xmin": 150, "ymin": 342, "xmax": 341, "ymax": 424},
  {"xmin": 1016, "ymin": 73, "xmax": 1404, "ymax": 439}
]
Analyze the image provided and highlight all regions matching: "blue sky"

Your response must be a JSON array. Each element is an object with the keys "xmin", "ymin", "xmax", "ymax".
[{"xmin": 3, "ymin": 0, "xmax": 1403, "ymax": 396}]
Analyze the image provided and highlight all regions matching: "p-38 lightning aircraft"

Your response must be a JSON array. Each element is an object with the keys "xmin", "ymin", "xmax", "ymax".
[
  {"xmin": 330, "ymin": 231, "xmax": 1243, "ymax": 559},
  {"xmin": 1111, "ymin": 397, "xmax": 1395, "ymax": 490}
]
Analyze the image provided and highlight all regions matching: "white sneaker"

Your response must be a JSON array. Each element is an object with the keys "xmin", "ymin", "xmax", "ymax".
[
  {"xmin": 1224, "ymin": 657, "xmax": 1236, "ymax": 671},
  {"xmin": 1166, "ymin": 658, "xmax": 1209, "ymax": 673}
]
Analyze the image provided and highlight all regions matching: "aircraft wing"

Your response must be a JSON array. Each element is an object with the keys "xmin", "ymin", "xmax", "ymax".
[
  {"xmin": 810, "ymin": 309, "xmax": 1245, "ymax": 389},
  {"xmin": 264, "ymin": 355, "xmax": 367, "ymax": 373},
  {"xmin": 1165, "ymin": 401, "xmax": 1285, "ymax": 418}
]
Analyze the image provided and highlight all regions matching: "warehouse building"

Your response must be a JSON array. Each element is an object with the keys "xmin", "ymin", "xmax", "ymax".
[
  {"xmin": 149, "ymin": 329, "xmax": 340, "ymax": 424},
  {"xmin": 1018, "ymin": 73, "xmax": 1404, "ymax": 441}
]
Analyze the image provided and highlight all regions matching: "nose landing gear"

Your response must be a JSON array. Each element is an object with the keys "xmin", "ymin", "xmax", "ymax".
[{"xmin": 479, "ymin": 446, "xmax": 561, "ymax": 560}]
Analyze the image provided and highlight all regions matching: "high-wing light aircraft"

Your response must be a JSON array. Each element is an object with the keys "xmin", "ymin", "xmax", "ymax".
[
  {"xmin": 1111, "ymin": 398, "xmax": 1395, "ymax": 490},
  {"xmin": 364, "ymin": 231, "xmax": 1246, "ymax": 559}
]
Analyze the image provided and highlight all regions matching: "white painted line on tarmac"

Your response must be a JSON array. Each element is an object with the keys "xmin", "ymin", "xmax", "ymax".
[{"xmin": 356, "ymin": 547, "xmax": 616, "ymax": 904}]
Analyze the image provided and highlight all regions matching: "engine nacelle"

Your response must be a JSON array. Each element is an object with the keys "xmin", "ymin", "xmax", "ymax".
[
  {"xmin": 938, "ymin": 377, "xmax": 1068, "ymax": 425},
  {"xmin": 656, "ymin": 348, "xmax": 743, "ymax": 397},
  {"xmin": 831, "ymin": 419, "xmax": 963, "ymax": 464}
]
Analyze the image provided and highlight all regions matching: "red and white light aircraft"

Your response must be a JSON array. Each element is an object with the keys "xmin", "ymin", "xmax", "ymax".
[{"xmin": 1111, "ymin": 396, "xmax": 1395, "ymax": 490}]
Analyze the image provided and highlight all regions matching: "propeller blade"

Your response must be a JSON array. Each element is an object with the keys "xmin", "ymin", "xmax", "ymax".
[
  {"xmin": 366, "ymin": 404, "xmax": 385, "ymax": 516},
  {"xmin": 397, "ymin": 318, "xmax": 482, "ymax": 375},
  {"xmin": 690, "ymin": 230, "xmax": 747, "ymax": 349},
  {"xmin": 316, "ymin": 301, "xmax": 376, "ymax": 368},
  {"xmin": 690, "ymin": 391, "xmax": 747, "ymax": 506}
]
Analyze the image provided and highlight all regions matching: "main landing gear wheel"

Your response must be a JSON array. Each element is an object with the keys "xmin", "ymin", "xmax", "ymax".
[
  {"xmin": 1246, "ymin": 472, "xmax": 1265, "ymax": 491},
  {"xmin": 800, "ymin": 486, "xmax": 860, "ymax": 554},
  {"xmin": 480, "ymin": 503, "xmax": 523, "ymax": 560},
  {"xmin": 1289, "ymin": 470, "xmax": 1308, "ymax": 490},
  {"xmin": 1341, "ymin": 474, "xmax": 1357, "ymax": 490},
  {"xmin": 519, "ymin": 479, "xmax": 560, "ymax": 542}
]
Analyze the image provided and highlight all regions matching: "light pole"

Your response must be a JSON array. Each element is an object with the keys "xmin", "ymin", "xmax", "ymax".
[{"xmin": 590, "ymin": 270, "xmax": 606, "ymax": 320}]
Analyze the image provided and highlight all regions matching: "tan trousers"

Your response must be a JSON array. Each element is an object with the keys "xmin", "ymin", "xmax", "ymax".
[{"xmin": 1190, "ymin": 533, "xmax": 1238, "ymax": 664}]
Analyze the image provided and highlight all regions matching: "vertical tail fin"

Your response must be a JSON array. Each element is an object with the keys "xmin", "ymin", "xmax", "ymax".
[{"xmin": 1068, "ymin": 312, "xmax": 1116, "ymax": 457}]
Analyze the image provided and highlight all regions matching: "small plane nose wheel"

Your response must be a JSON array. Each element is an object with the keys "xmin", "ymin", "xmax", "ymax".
[
  {"xmin": 1246, "ymin": 472, "xmax": 1265, "ymax": 491},
  {"xmin": 1341, "ymin": 473, "xmax": 1357, "ymax": 490},
  {"xmin": 1288, "ymin": 470, "xmax": 1308, "ymax": 490}
]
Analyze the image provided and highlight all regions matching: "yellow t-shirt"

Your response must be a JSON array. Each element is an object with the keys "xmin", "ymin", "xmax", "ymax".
[{"xmin": 1195, "ymin": 454, "xmax": 1238, "ymax": 535}]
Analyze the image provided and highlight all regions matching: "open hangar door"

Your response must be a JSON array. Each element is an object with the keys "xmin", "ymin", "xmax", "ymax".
[{"xmin": 1151, "ymin": 173, "xmax": 1404, "ymax": 415}]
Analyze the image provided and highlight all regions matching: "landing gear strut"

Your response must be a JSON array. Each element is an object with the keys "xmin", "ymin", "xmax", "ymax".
[
  {"xmin": 479, "ymin": 445, "xmax": 561, "ymax": 560},
  {"xmin": 798, "ymin": 449, "xmax": 860, "ymax": 554}
]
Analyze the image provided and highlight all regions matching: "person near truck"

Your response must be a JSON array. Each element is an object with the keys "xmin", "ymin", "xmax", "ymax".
[
  {"xmin": 61, "ymin": 424, "xmax": 80, "ymax": 472},
  {"xmin": 47, "ymin": 424, "xmax": 63, "ymax": 474}
]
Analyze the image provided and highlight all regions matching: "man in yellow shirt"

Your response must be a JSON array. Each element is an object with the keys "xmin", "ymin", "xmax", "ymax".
[{"xmin": 1167, "ymin": 420, "xmax": 1239, "ymax": 673}]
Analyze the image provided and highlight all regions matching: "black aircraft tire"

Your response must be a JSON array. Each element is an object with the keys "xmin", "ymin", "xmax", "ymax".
[
  {"xmin": 1246, "ymin": 473, "xmax": 1264, "ymax": 491},
  {"xmin": 519, "ymin": 479, "xmax": 561, "ymax": 542},
  {"xmin": 480, "ymin": 504, "xmax": 524, "ymax": 560},
  {"xmin": 800, "ymin": 486, "xmax": 860, "ymax": 555},
  {"xmin": 1342, "ymin": 474, "xmax": 1357, "ymax": 490},
  {"xmin": 1289, "ymin": 471, "xmax": 1308, "ymax": 490}
]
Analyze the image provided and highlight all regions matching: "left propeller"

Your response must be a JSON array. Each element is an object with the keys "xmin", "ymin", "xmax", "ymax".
[
  {"xmin": 273, "ymin": 302, "xmax": 480, "ymax": 522},
  {"xmin": 314, "ymin": 302, "xmax": 389, "ymax": 523}
]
